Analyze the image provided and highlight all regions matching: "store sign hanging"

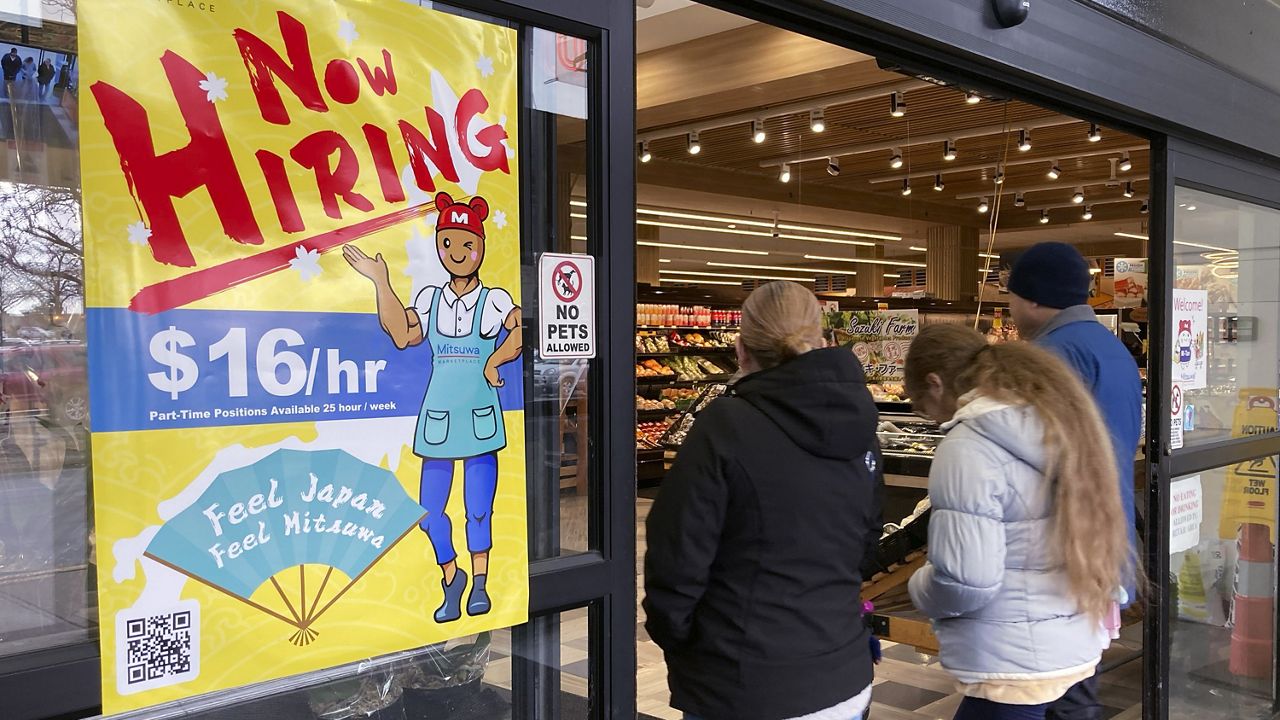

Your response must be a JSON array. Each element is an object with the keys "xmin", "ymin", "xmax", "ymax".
[
  {"xmin": 827, "ymin": 309, "xmax": 919, "ymax": 382},
  {"xmin": 1113, "ymin": 258, "xmax": 1147, "ymax": 308},
  {"xmin": 538, "ymin": 253, "xmax": 596, "ymax": 359},
  {"xmin": 80, "ymin": 1, "xmax": 526, "ymax": 713},
  {"xmin": 1171, "ymin": 288, "xmax": 1208, "ymax": 389}
]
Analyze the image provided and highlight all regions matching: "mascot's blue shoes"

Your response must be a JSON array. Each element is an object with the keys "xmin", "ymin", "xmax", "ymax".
[
  {"xmin": 468, "ymin": 574, "xmax": 492, "ymax": 616},
  {"xmin": 435, "ymin": 568, "xmax": 468, "ymax": 623}
]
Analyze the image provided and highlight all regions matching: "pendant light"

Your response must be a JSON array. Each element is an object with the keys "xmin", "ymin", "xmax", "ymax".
[
  {"xmin": 933, "ymin": 174, "xmax": 945, "ymax": 192},
  {"xmin": 889, "ymin": 148, "xmax": 903, "ymax": 169},
  {"xmin": 687, "ymin": 131, "xmax": 701, "ymax": 155},
  {"xmin": 1018, "ymin": 129, "xmax": 1032, "ymax": 152},
  {"xmin": 1047, "ymin": 161, "xmax": 1062, "ymax": 180},
  {"xmin": 810, "ymin": 108, "xmax": 826, "ymax": 133},
  {"xmin": 977, "ymin": 197, "xmax": 990, "ymax": 213},
  {"xmin": 639, "ymin": 141, "xmax": 652, "ymax": 163},
  {"xmin": 1118, "ymin": 152, "xmax": 1133, "ymax": 172},
  {"xmin": 890, "ymin": 92, "xmax": 906, "ymax": 118},
  {"xmin": 779, "ymin": 164, "xmax": 791, "ymax": 183},
  {"xmin": 1040, "ymin": 210, "xmax": 1050, "ymax": 224},
  {"xmin": 943, "ymin": 139, "xmax": 957, "ymax": 161},
  {"xmin": 752, "ymin": 119, "xmax": 767, "ymax": 144}
]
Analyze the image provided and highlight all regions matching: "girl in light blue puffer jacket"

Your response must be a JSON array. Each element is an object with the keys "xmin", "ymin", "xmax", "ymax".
[{"xmin": 903, "ymin": 325, "xmax": 1133, "ymax": 720}]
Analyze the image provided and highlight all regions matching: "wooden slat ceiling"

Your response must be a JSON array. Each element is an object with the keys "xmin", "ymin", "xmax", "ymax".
[{"xmin": 635, "ymin": 28, "xmax": 1150, "ymax": 232}]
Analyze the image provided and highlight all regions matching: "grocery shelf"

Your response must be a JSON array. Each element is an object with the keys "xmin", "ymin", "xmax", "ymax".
[
  {"xmin": 635, "ymin": 374, "xmax": 734, "ymax": 386},
  {"xmin": 637, "ymin": 325, "xmax": 740, "ymax": 331},
  {"xmin": 635, "ymin": 347, "xmax": 735, "ymax": 358},
  {"xmin": 636, "ymin": 408, "xmax": 678, "ymax": 417}
]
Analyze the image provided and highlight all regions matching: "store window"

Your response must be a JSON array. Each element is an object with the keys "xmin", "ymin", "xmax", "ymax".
[
  {"xmin": 1169, "ymin": 458, "xmax": 1280, "ymax": 720},
  {"xmin": 0, "ymin": 17, "xmax": 91, "ymax": 661},
  {"xmin": 1172, "ymin": 187, "xmax": 1280, "ymax": 448},
  {"xmin": 524, "ymin": 27, "xmax": 593, "ymax": 560}
]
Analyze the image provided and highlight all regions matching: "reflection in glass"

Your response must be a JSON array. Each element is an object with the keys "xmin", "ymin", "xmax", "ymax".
[
  {"xmin": 1172, "ymin": 187, "xmax": 1280, "ymax": 448},
  {"xmin": 1170, "ymin": 459, "xmax": 1280, "ymax": 720},
  {"xmin": 0, "ymin": 28, "xmax": 93, "ymax": 659}
]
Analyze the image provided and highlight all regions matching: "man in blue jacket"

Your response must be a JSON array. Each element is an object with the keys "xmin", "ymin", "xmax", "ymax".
[{"xmin": 1008, "ymin": 242, "xmax": 1142, "ymax": 720}]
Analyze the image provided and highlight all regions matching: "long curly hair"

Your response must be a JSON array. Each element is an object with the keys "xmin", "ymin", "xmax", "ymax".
[{"xmin": 908, "ymin": 326, "xmax": 1135, "ymax": 620}]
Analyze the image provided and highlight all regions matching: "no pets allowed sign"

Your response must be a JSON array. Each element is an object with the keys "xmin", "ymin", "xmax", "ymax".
[{"xmin": 538, "ymin": 253, "xmax": 596, "ymax": 359}]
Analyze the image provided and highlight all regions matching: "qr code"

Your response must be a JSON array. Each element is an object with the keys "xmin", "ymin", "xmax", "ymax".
[{"xmin": 116, "ymin": 600, "xmax": 200, "ymax": 695}]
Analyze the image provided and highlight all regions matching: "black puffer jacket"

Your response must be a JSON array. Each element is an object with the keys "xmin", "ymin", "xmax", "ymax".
[{"xmin": 644, "ymin": 348, "xmax": 883, "ymax": 720}]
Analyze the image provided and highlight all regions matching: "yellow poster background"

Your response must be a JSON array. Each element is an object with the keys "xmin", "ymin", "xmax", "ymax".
[{"xmin": 79, "ymin": 0, "xmax": 525, "ymax": 713}]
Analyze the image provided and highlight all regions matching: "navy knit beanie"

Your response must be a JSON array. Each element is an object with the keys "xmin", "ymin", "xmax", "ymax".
[{"xmin": 1007, "ymin": 242, "xmax": 1092, "ymax": 309}]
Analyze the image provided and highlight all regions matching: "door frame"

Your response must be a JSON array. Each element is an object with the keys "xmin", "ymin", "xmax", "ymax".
[{"xmin": 1149, "ymin": 139, "xmax": 1280, "ymax": 718}]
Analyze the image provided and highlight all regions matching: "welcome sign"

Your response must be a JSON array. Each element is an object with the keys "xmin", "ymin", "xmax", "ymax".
[{"xmin": 80, "ymin": 1, "xmax": 527, "ymax": 712}]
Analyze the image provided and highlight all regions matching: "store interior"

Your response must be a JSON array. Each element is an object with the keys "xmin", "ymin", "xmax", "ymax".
[{"xmin": 617, "ymin": 2, "xmax": 1166, "ymax": 719}]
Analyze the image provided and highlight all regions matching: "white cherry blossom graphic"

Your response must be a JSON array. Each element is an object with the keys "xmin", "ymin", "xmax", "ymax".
[
  {"xmin": 127, "ymin": 221, "xmax": 152, "ymax": 246},
  {"xmin": 476, "ymin": 55, "xmax": 495, "ymax": 78},
  {"xmin": 198, "ymin": 72, "xmax": 228, "ymax": 103},
  {"xmin": 289, "ymin": 246, "xmax": 323, "ymax": 281},
  {"xmin": 338, "ymin": 19, "xmax": 359, "ymax": 45},
  {"xmin": 492, "ymin": 209, "xmax": 508, "ymax": 230}
]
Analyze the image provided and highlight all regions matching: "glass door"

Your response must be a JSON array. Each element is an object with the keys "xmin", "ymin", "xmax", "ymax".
[{"xmin": 1153, "ymin": 141, "xmax": 1280, "ymax": 720}]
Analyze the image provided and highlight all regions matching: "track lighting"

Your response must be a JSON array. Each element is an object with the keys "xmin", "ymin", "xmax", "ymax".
[
  {"xmin": 994, "ymin": 166, "xmax": 1005, "ymax": 185},
  {"xmin": 901, "ymin": 179, "xmax": 912, "ymax": 196},
  {"xmin": 1119, "ymin": 151, "xmax": 1132, "ymax": 172},
  {"xmin": 1015, "ymin": 192, "xmax": 1025, "ymax": 208},
  {"xmin": 965, "ymin": 91, "xmax": 981, "ymax": 104},
  {"xmin": 943, "ymin": 139, "xmax": 957, "ymax": 161},
  {"xmin": 1018, "ymin": 129, "xmax": 1032, "ymax": 152},
  {"xmin": 933, "ymin": 174, "xmax": 945, "ymax": 192},
  {"xmin": 639, "ymin": 141, "xmax": 652, "ymax": 163},
  {"xmin": 1123, "ymin": 182, "xmax": 1135, "ymax": 198},
  {"xmin": 1088, "ymin": 123, "xmax": 1102, "ymax": 142},
  {"xmin": 779, "ymin": 164, "xmax": 791, "ymax": 183},
  {"xmin": 977, "ymin": 197, "xmax": 990, "ymax": 213},
  {"xmin": 890, "ymin": 92, "xmax": 906, "ymax": 118},
  {"xmin": 1082, "ymin": 205, "xmax": 1094, "ymax": 221},
  {"xmin": 890, "ymin": 148, "xmax": 903, "ymax": 169},
  {"xmin": 810, "ymin": 108, "xmax": 826, "ymax": 133},
  {"xmin": 827, "ymin": 157, "xmax": 841, "ymax": 177},
  {"xmin": 1040, "ymin": 210, "xmax": 1050, "ymax": 224},
  {"xmin": 1140, "ymin": 202, "xmax": 1149, "ymax": 215},
  {"xmin": 1047, "ymin": 161, "xmax": 1062, "ymax": 180},
  {"xmin": 1072, "ymin": 187, "xmax": 1085, "ymax": 204},
  {"xmin": 752, "ymin": 118, "xmax": 766, "ymax": 144},
  {"xmin": 687, "ymin": 131, "xmax": 701, "ymax": 155}
]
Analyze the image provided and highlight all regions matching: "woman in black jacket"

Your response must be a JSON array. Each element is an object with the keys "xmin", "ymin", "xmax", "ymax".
[{"xmin": 644, "ymin": 281, "xmax": 883, "ymax": 720}]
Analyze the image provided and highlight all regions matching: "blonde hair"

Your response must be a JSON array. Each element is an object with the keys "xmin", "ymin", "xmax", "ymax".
[
  {"xmin": 904, "ymin": 324, "xmax": 990, "ymax": 402},
  {"xmin": 906, "ymin": 330, "xmax": 1135, "ymax": 620},
  {"xmin": 739, "ymin": 281, "xmax": 824, "ymax": 371}
]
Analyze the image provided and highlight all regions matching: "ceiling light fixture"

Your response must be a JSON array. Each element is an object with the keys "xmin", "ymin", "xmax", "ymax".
[
  {"xmin": 909, "ymin": 246, "xmax": 928, "ymax": 252},
  {"xmin": 1082, "ymin": 205, "xmax": 1094, "ymax": 221},
  {"xmin": 890, "ymin": 148, "xmax": 903, "ymax": 169},
  {"xmin": 779, "ymin": 164, "xmax": 791, "ymax": 183},
  {"xmin": 1140, "ymin": 202, "xmax": 1149, "ymax": 215},
  {"xmin": 1015, "ymin": 192, "xmax": 1026, "ymax": 208},
  {"xmin": 804, "ymin": 254, "xmax": 928, "ymax": 268},
  {"xmin": 901, "ymin": 179, "xmax": 912, "ymax": 196},
  {"xmin": 965, "ymin": 91, "xmax": 981, "ymax": 104},
  {"xmin": 687, "ymin": 131, "xmax": 701, "ymax": 155},
  {"xmin": 1187, "ymin": 204, "xmax": 1197, "ymax": 211},
  {"xmin": 1072, "ymin": 187, "xmax": 1085, "ymax": 204},
  {"xmin": 884, "ymin": 273, "xmax": 901, "ymax": 279},
  {"xmin": 634, "ymin": 208, "xmax": 895, "ymax": 242},
  {"xmin": 1173, "ymin": 239, "xmax": 1235, "ymax": 253},
  {"xmin": 1114, "ymin": 232, "xmax": 1148, "ymax": 240},
  {"xmin": 933, "ymin": 174, "xmax": 945, "ymax": 191},
  {"xmin": 1047, "ymin": 161, "xmax": 1062, "ymax": 180},
  {"xmin": 827, "ymin": 157, "xmax": 841, "ymax": 177},
  {"xmin": 636, "ymin": 219, "xmax": 879, "ymax": 248},
  {"xmin": 1018, "ymin": 128, "xmax": 1032, "ymax": 152},
  {"xmin": 1119, "ymin": 152, "xmax": 1132, "ymax": 172},
  {"xmin": 1040, "ymin": 210, "xmax": 1050, "ymax": 224},
  {"xmin": 978, "ymin": 197, "xmax": 990, "ymax": 213},
  {"xmin": 707, "ymin": 261, "xmax": 858, "ymax": 276},
  {"xmin": 943, "ymin": 139, "xmax": 957, "ymax": 161},
  {"xmin": 890, "ymin": 92, "xmax": 906, "ymax": 118},
  {"xmin": 657, "ymin": 278, "xmax": 744, "ymax": 287},
  {"xmin": 662, "ymin": 269, "xmax": 815, "ymax": 283},
  {"xmin": 994, "ymin": 166, "xmax": 1005, "ymax": 185},
  {"xmin": 638, "ymin": 240, "xmax": 768, "ymax": 256},
  {"xmin": 1088, "ymin": 123, "xmax": 1102, "ymax": 142},
  {"xmin": 639, "ymin": 141, "xmax": 652, "ymax": 163},
  {"xmin": 752, "ymin": 118, "xmax": 767, "ymax": 144},
  {"xmin": 810, "ymin": 108, "xmax": 826, "ymax": 133},
  {"xmin": 1123, "ymin": 182, "xmax": 1135, "ymax": 198}
]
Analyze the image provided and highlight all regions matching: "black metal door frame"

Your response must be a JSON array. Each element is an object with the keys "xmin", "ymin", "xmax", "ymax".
[{"xmin": 1150, "ymin": 139, "xmax": 1280, "ymax": 718}]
